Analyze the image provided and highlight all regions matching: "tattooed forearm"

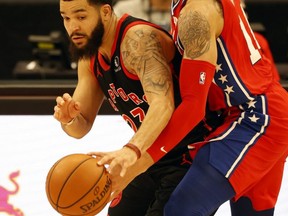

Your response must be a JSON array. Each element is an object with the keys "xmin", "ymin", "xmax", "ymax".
[
  {"xmin": 121, "ymin": 29, "xmax": 172, "ymax": 95},
  {"xmin": 178, "ymin": 10, "xmax": 211, "ymax": 59}
]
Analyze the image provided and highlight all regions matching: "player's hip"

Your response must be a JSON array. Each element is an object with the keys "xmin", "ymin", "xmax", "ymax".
[{"xmin": 188, "ymin": 108, "xmax": 288, "ymax": 196}]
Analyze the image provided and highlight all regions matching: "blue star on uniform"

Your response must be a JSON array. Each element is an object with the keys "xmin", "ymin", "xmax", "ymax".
[{"xmin": 249, "ymin": 114, "xmax": 260, "ymax": 123}]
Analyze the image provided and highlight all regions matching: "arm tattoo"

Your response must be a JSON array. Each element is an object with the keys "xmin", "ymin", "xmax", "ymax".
[
  {"xmin": 178, "ymin": 10, "xmax": 211, "ymax": 59},
  {"xmin": 121, "ymin": 29, "xmax": 171, "ymax": 96}
]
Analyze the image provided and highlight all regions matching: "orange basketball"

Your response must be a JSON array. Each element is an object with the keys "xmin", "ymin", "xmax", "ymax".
[{"xmin": 46, "ymin": 153, "xmax": 112, "ymax": 216}]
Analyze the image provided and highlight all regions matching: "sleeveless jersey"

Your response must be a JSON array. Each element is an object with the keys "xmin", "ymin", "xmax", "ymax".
[
  {"xmin": 90, "ymin": 14, "xmax": 181, "ymax": 133},
  {"xmin": 171, "ymin": 0, "xmax": 275, "ymax": 111},
  {"xmin": 90, "ymin": 14, "xmax": 221, "ymax": 165},
  {"xmin": 169, "ymin": 1, "xmax": 288, "ymax": 200}
]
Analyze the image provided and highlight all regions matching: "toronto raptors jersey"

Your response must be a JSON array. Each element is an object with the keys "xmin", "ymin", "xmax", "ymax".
[
  {"xmin": 90, "ymin": 14, "xmax": 182, "ymax": 132},
  {"xmin": 171, "ymin": 0, "xmax": 275, "ymax": 111}
]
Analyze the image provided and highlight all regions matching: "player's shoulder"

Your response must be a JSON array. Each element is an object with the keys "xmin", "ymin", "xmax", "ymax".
[
  {"xmin": 182, "ymin": 0, "xmax": 224, "ymax": 35},
  {"xmin": 122, "ymin": 23, "xmax": 170, "ymax": 45},
  {"xmin": 125, "ymin": 22, "xmax": 160, "ymax": 34}
]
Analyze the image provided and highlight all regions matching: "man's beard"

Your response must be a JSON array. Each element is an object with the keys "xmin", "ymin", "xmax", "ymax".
[{"xmin": 68, "ymin": 19, "xmax": 105, "ymax": 61}]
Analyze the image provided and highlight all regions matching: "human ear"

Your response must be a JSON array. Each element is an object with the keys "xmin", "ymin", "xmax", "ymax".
[{"xmin": 101, "ymin": 4, "xmax": 112, "ymax": 21}]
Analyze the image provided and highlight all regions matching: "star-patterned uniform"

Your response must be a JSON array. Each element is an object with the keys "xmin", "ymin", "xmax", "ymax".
[
  {"xmin": 147, "ymin": 0, "xmax": 288, "ymax": 214},
  {"xmin": 198, "ymin": 1, "xmax": 288, "ymax": 207}
]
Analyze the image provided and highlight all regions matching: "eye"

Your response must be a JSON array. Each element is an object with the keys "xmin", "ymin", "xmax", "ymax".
[
  {"xmin": 62, "ymin": 16, "xmax": 70, "ymax": 21},
  {"xmin": 78, "ymin": 16, "xmax": 86, "ymax": 20}
]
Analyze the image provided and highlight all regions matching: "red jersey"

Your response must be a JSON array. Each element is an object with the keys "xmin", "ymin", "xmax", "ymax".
[
  {"xmin": 149, "ymin": 0, "xmax": 288, "ymax": 210},
  {"xmin": 173, "ymin": 0, "xmax": 275, "ymax": 111},
  {"xmin": 147, "ymin": 0, "xmax": 288, "ymax": 163}
]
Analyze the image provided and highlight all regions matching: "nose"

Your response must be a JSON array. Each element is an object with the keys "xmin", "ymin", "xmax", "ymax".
[{"xmin": 67, "ymin": 20, "xmax": 80, "ymax": 34}]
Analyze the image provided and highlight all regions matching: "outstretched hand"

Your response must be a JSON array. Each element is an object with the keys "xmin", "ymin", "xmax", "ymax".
[
  {"xmin": 88, "ymin": 149, "xmax": 154, "ymax": 201},
  {"xmin": 89, "ymin": 147, "xmax": 138, "ymax": 177},
  {"xmin": 88, "ymin": 148, "xmax": 138, "ymax": 201},
  {"xmin": 54, "ymin": 93, "xmax": 81, "ymax": 124}
]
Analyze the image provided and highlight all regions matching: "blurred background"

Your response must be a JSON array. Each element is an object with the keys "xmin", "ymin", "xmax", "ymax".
[
  {"xmin": 0, "ymin": 0, "xmax": 288, "ymax": 215},
  {"xmin": 0, "ymin": 0, "xmax": 287, "ymax": 114}
]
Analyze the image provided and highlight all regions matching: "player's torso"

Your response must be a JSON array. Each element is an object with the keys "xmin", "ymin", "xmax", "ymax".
[
  {"xmin": 91, "ymin": 15, "xmax": 150, "ymax": 132},
  {"xmin": 91, "ymin": 15, "xmax": 181, "ymax": 132}
]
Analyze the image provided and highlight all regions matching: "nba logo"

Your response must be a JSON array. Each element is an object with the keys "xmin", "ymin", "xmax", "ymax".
[
  {"xmin": 114, "ymin": 56, "xmax": 120, "ymax": 68},
  {"xmin": 114, "ymin": 56, "xmax": 121, "ymax": 72},
  {"xmin": 199, "ymin": 72, "xmax": 206, "ymax": 84}
]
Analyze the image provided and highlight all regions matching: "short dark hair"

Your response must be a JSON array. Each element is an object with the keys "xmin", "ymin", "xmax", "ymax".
[
  {"xmin": 87, "ymin": 0, "xmax": 113, "ymax": 6},
  {"xmin": 62, "ymin": 0, "xmax": 114, "ymax": 7}
]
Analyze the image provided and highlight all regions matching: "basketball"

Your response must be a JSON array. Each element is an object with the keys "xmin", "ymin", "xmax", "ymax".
[{"xmin": 46, "ymin": 153, "xmax": 112, "ymax": 216}]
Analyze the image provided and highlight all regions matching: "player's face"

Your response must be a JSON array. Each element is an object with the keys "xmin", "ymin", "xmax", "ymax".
[
  {"xmin": 68, "ymin": 17, "xmax": 104, "ymax": 61},
  {"xmin": 60, "ymin": 0, "xmax": 105, "ymax": 60}
]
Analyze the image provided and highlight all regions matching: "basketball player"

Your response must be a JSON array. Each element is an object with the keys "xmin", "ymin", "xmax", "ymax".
[
  {"xmin": 54, "ymin": 0, "xmax": 220, "ymax": 215},
  {"xmin": 95, "ymin": 0, "xmax": 288, "ymax": 215}
]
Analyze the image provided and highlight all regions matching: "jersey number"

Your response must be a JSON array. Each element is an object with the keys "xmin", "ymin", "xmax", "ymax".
[
  {"xmin": 239, "ymin": 7, "xmax": 261, "ymax": 65},
  {"xmin": 122, "ymin": 107, "xmax": 145, "ymax": 132}
]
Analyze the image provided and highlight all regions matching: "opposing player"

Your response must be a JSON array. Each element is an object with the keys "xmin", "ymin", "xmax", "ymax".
[
  {"xmin": 96, "ymin": 0, "xmax": 288, "ymax": 215},
  {"xmin": 53, "ymin": 0, "xmax": 220, "ymax": 215}
]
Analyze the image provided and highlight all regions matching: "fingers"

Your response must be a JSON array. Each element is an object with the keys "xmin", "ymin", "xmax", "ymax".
[
  {"xmin": 88, "ymin": 152, "xmax": 113, "ymax": 167},
  {"xmin": 108, "ymin": 158, "xmax": 128, "ymax": 177},
  {"xmin": 56, "ymin": 93, "xmax": 72, "ymax": 106},
  {"xmin": 87, "ymin": 152, "xmax": 106, "ymax": 159},
  {"xmin": 53, "ymin": 93, "xmax": 80, "ymax": 123},
  {"xmin": 89, "ymin": 152, "xmax": 124, "ymax": 175},
  {"xmin": 89, "ymin": 149, "xmax": 137, "ymax": 178},
  {"xmin": 98, "ymin": 156, "xmax": 114, "ymax": 170},
  {"xmin": 87, "ymin": 151, "xmax": 108, "ymax": 158},
  {"xmin": 120, "ymin": 166, "xmax": 128, "ymax": 177},
  {"xmin": 63, "ymin": 93, "xmax": 72, "ymax": 101},
  {"xmin": 54, "ymin": 102, "xmax": 64, "ymax": 121},
  {"xmin": 91, "ymin": 152, "xmax": 112, "ymax": 166}
]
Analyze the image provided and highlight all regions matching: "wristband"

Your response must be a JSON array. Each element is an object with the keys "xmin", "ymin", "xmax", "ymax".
[{"xmin": 123, "ymin": 143, "xmax": 141, "ymax": 159}]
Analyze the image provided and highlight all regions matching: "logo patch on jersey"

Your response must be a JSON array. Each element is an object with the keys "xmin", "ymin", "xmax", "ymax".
[
  {"xmin": 199, "ymin": 72, "xmax": 206, "ymax": 84},
  {"xmin": 114, "ymin": 56, "xmax": 121, "ymax": 72},
  {"xmin": 114, "ymin": 56, "xmax": 120, "ymax": 67}
]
